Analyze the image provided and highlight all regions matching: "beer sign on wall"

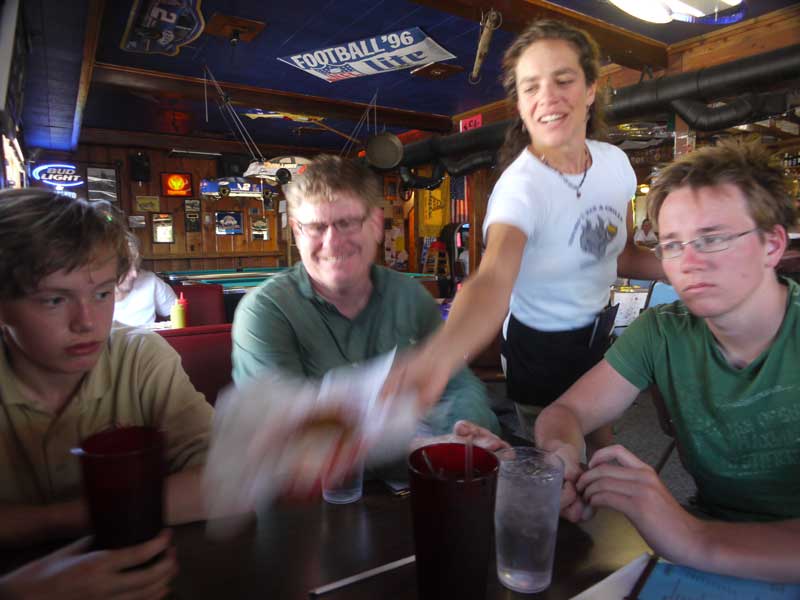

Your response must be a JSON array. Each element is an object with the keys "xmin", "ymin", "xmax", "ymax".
[
  {"xmin": 160, "ymin": 172, "xmax": 193, "ymax": 197},
  {"xmin": 32, "ymin": 164, "xmax": 85, "ymax": 189}
]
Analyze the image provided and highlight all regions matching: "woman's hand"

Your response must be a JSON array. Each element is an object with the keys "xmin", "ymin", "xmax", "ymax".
[
  {"xmin": 381, "ymin": 344, "xmax": 455, "ymax": 414},
  {"xmin": 411, "ymin": 420, "xmax": 511, "ymax": 453}
]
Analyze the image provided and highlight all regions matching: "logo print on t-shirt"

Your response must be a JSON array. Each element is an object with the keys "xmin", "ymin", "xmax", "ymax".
[{"xmin": 579, "ymin": 217, "xmax": 618, "ymax": 259}]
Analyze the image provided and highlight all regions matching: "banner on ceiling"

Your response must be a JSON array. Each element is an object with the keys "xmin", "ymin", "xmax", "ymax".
[
  {"xmin": 121, "ymin": 0, "xmax": 205, "ymax": 56},
  {"xmin": 278, "ymin": 27, "xmax": 455, "ymax": 83}
]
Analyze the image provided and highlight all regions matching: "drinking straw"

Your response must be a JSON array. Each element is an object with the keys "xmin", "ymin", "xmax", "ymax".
[
  {"xmin": 309, "ymin": 555, "xmax": 416, "ymax": 596},
  {"xmin": 465, "ymin": 435, "xmax": 473, "ymax": 482},
  {"xmin": 422, "ymin": 449, "xmax": 436, "ymax": 476}
]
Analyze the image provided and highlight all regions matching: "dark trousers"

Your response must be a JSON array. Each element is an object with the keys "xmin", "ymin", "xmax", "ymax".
[{"xmin": 502, "ymin": 313, "xmax": 610, "ymax": 408}]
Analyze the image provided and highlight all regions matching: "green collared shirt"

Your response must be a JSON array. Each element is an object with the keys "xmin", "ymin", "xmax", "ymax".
[
  {"xmin": 232, "ymin": 263, "xmax": 499, "ymax": 436},
  {"xmin": 606, "ymin": 278, "xmax": 800, "ymax": 521},
  {"xmin": 0, "ymin": 327, "xmax": 213, "ymax": 504}
]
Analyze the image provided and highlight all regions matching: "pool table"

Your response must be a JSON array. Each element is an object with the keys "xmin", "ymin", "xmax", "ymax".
[{"xmin": 159, "ymin": 268, "xmax": 448, "ymax": 321}]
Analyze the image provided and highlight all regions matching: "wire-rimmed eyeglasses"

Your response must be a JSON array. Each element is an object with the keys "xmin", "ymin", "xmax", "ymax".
[
  {"xmin": 654, "ymin": 228, "xmax": 759, "ymax": 260},
  {"xmin": 294, "ymin": 215, "xmax": 368, "ymax": 239}
]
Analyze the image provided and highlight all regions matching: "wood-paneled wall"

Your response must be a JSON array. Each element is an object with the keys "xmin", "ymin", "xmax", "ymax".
[{"xmin": 68, "ymin": 144, "xmax": 284, "ymax": 272}]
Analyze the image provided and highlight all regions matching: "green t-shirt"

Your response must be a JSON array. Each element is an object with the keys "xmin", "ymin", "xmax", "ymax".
[
  {"xmin": 231, "ymin": 263, "xmax": 499, "ymax": 437},
  {"xmin": 606, "ymin": 278, "xmax": 800, "ymax": 522}
]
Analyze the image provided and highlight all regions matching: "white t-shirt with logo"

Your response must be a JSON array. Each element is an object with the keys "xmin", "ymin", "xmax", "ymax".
[
  {"xmin": 634, "ymin": 228, "xmax": 658, "ymax": 244},
  {"xmin": 483, "ymin": 140, "xmax": 635, "ymax": 331},
  {"xmin": 113, "ymin": 270, "xmax": 177, "ymax": 327}
]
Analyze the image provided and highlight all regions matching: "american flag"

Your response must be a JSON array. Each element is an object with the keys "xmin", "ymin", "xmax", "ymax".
[{"xmin": 314, "ymin": 63, "xmax": 362, "ymax": 83}]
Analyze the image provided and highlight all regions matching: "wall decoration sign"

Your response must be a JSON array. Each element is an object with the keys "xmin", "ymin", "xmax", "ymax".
[
  {"xmin": 152, "ymin": 213, "xmax": 174, "ymax": 243},
  {"xmin": 419, "ymin": 172, "xmax": 451, "ymax": 238},
  {"xmin": 184, "ymin": 199, "xmax": 201, "ymax": 212},
  {"xmin": 135, "ymin": 196, "xmax": 160, "ymax": 212},
  {"xmin": 278, "ymin": 27, "xmax": 455, "ymax": 83},
  {"xmin": 251, "ymin": 218, "xmax": 270, "ymax": 241},
  {"xmin": 161, "ymin": 172, "xmax": 193, "ymax": 197},
  {"xmin": 215, "ymin": 211, "xmax": 243, "ymax": 235},
  {"xmin": 185, "ymin": 211, "xmax": 200, "ymax": 233},
  {"xmin": 128, "ymin": 215, "xmax": 146, "ymax": 229},
  {"xmin": 120, "ymin": 0, "xmax": 205, "ymax": 56},
  {"xmin": 459, "ymin": 114, "xmax": 483, "ymax": 132},
  {"xmin": 32, "ymin": 164, "xmax": 84, "ymax": 188}
]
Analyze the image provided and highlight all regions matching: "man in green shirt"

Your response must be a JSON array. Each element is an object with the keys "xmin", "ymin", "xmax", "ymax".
[
  {"xmin": 232, "ymin": 155, "xmax": 502, "ymax": 468},
  {"xmin": 535, "ymin": 139, "xmax": 800, "ymax": 582}
]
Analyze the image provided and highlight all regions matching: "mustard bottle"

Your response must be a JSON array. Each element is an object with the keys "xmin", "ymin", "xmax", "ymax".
[{"xmin": 170, "ymin": 292, "xmax": 188, "ymax": 328}]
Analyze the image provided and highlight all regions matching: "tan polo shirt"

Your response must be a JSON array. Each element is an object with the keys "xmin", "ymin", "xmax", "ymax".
[{"xmin": 0, "ymin": 326, "xmax": 213, "ymax": 504}]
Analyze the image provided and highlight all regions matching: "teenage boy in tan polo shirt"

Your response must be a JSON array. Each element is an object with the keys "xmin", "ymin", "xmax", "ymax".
[{"xmin": 0, "ymin": 188, "xmax": 213, "ymax": 596}]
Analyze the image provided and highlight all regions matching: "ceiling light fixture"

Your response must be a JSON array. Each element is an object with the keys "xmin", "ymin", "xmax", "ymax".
[{"xmin": 608, "ymin": 0, "xmax": 747, "ymax": 24}]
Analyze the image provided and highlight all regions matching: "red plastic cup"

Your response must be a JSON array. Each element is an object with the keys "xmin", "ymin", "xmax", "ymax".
[
  {"xmin": 72, "ymin": 426, "xmax": 165, "ymax": 550},
  {"xmin": 408, "ymin": 443, "xmax": 499, "ymax": 600}
]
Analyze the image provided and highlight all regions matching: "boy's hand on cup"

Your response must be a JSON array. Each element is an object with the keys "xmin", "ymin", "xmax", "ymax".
[
  {"xmin": 540, "ymin": 441, "xmax": 594, "ymax": 522},
  {"xmin": 0, "ymin": 529, "xmax": 176, "ymax": 600}
]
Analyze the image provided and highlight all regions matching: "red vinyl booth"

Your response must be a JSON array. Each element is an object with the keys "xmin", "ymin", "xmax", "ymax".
[
  {"xmin": 171, "ymin": 283, "xmax": 227, "ymax": 326},
  {"xmin": 157, "ymin": 323, "xmax": 233, "ymax": 406}
]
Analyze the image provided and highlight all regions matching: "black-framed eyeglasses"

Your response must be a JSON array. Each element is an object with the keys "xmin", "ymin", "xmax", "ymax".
[
  {"xmin": 654, "ymin": 228, "xmax": 759, "ymax": 260},
  {"xmin": 294, "ymin": 215, "xmax": 368, "ymax": 239}
]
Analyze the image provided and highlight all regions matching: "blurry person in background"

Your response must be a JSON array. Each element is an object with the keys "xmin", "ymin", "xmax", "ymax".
[
  {"xmin": 634, "ymin": 218, "xmax": 658, "ymax": 247},
  {"xmin": 113, "ymin": 238, "xmax": 176, "ymax": 327}
]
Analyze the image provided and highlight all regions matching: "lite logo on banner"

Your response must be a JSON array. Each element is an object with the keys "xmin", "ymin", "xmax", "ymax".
[{"xmin": 279, "ymin": 27, "xmax": 455, "ymax": 83}]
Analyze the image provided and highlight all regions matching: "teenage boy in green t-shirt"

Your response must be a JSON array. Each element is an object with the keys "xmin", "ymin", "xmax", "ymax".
[{"xmin": 535, "ymin": 139, "xmax": 800, "ymax": 583}]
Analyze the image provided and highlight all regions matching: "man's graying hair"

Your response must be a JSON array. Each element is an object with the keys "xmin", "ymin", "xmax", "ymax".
[{"xmin": 282, "ymin": 155, "xmax": 382, "ymax": 214}]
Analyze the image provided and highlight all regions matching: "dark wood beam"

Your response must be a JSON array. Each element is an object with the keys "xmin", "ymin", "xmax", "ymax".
[
  {"xmin": 410, "ymin": 0, "xmax": 668, "ymax": 71},
  {"xmin": 80, "ymin": 128, "xmax": 330, "ymax": 156},
  {"xmin": 71, "ymin": 0, "xmax": 105, "ymax": 148},
  {"xmin": 92, "ymin": 63, "xmax": 454, "ymax": 133}
]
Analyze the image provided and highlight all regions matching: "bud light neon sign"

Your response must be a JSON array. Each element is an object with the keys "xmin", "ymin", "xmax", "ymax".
[{"xmin": 32, "ymin": 164, "xmax": 85, "ymax": 188}]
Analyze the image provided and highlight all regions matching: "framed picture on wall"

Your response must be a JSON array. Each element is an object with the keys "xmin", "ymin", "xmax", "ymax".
[
  {"xmin": 251, "ymin": 217, "xmax": 270, "ymax": 241},
  {"xmin": 136, "ymin": 196, "xmax": 160, "ymax": 212},
  {"xmin": 185, "ymin": 211, "xmax": 200, "ymax": 233},
  {"xmin": 87, "ymin": 166, "xmax": 119, "ymax": 203},
  {"xmin": 215, "ymin": 211, "xmax": 243, "ymax": 235},
  {"xmin": 152, "ymin": 213, "xmax": 174, "ymax": 243}
]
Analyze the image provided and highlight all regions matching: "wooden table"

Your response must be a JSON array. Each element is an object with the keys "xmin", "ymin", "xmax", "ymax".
[{"xmin": 172, "ymin": 482, "xmax": 650, "ymax": 599}]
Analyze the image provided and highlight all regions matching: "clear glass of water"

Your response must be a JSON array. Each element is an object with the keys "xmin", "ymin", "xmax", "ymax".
[
  {"xmin": 494, "ymin": 447, "xmax": 564, "ymax": 593},
  {"xmin": 322, "ymin": 458, "xmax": 365, "ymax": 504}
]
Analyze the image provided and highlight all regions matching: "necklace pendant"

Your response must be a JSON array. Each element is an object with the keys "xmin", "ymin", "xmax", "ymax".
[{"xmin": 576, "ymin": 191, "xmax": 581, "ymax": 198}]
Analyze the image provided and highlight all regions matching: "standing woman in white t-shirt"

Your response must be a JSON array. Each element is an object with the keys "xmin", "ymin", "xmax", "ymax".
[{"xmin": 386, "ymin": 20, "xmax": 662, "ymax": 452}]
